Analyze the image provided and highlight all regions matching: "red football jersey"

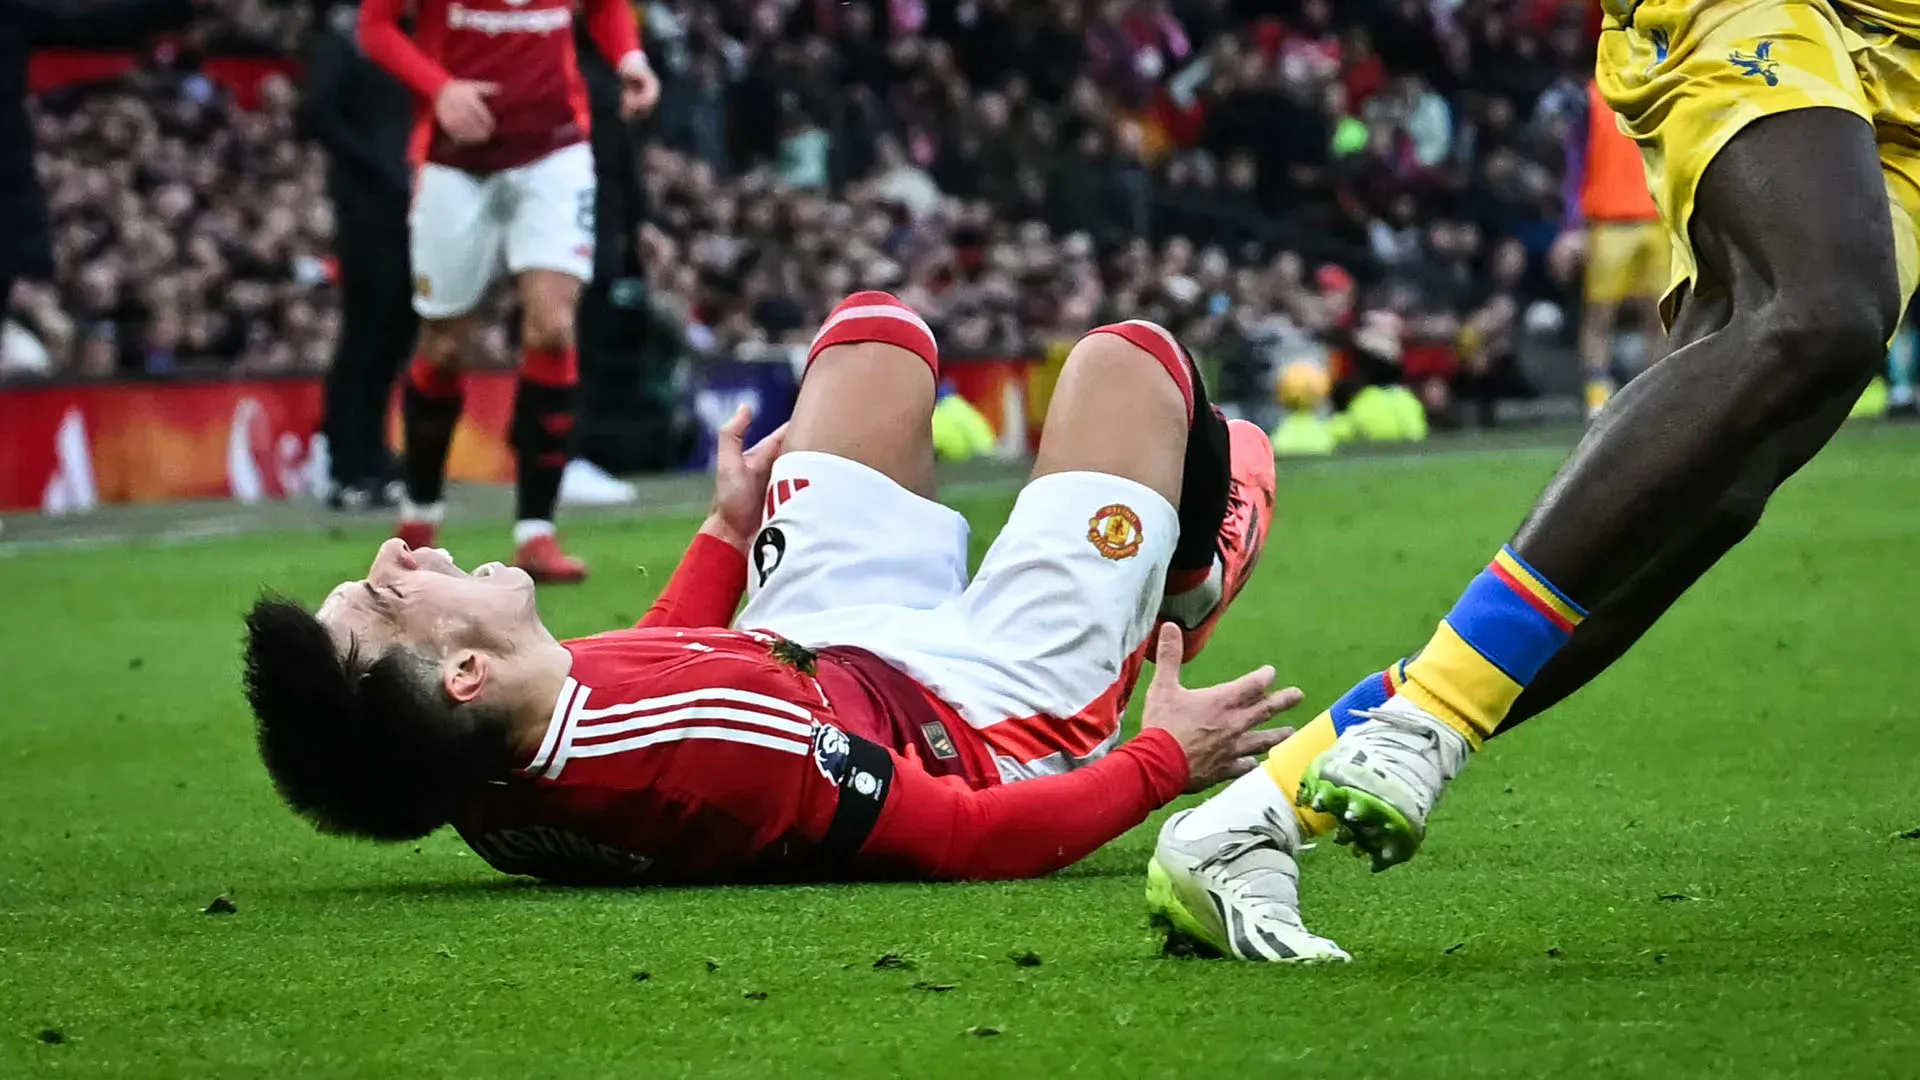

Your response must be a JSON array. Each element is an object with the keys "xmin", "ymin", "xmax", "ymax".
[
  {"xmin": 360, "ymin": 0, "xmax": 641, "ymax": 172},
  {"xmin": 449, "ymin": 533, "xmax": 1194, "ymax": 886},
  {"xmin": 453, "ymin": 627, "xmax": 883, "ymax": 884}
]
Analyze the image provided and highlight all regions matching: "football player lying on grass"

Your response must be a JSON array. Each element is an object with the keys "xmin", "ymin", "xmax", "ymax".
[{"xmin": 243, "ymin": 293, "xmax": 1304, "ymax": 886}]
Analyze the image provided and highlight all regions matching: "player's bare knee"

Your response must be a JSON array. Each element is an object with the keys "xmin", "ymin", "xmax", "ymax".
[
  {"xmin": 418, "ymin": 320, "xmax": 469, "ymax": 368},
  {"xmin": 521, "ymin": 309, "xmax": 575, "ymax": 355},
  {"xmin": 1748, "ymin": 281, "xmax": 1896, "ymax": 399},
  {"xmin": 1061, "ymin": 323, "xmax": 1190, "ymax": 420}
]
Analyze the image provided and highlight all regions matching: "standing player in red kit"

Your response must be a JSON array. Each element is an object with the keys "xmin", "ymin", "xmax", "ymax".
[
  {"xmin": 358, "ymin": 0, "xmax": 661, "ymax": 583},
  {"xmin": 243, "ymin": 293, "xmax": 1320, "ymax": 925}
]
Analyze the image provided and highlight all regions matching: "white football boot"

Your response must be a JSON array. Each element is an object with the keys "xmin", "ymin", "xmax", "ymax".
[
  {"xmin": 1299, "ymin": 696, "xmax": 1471, "ymax": 872},
  {"xmin": 1146, "ymin": 806, "xmax": 1350, "ymax": 962}
]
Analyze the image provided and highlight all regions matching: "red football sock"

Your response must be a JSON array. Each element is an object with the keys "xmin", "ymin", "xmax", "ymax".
[
  {"xmin": 513, "ymin": 346, "xmax": 578, "ymax": 525},
  {"xmin": 807, "ymin": 291, "xmax": 940, "ymax": 377},
  {"xmin": 407, "ymin": 354, "xmax": 463, "ymax": 399},
  {"xmin": 521, "ymin": 346, "xmax": 579, "ymax": 389},
  {"xmin": 401, "ymin": 355, "xmax": 465, "ymax": 507}
]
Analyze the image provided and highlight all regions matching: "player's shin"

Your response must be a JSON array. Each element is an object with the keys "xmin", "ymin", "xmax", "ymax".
[
  {"xmin": 510, "ymin": 348, "xmax": 588, "ymax": 581},
  {"xmin": 1184, "ymin": 666, "xmax": 1405, "ymax": 841},
  {"xmin": 401, "ymin": 355, "xmax": 464, "ymax": 523},
  {"xmin": 512, "ymin": 347, "xmax": 578, "ymax": 530},
  {"xmin": 1168, "ymin": 380, "xmax": 1231, "ymax": 596}
]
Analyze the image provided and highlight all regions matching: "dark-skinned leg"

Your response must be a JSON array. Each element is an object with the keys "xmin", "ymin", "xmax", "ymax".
[
  {"xmin": 1498, "ymin": 380, "xmax": 1864, "ymax": 731},
  {"xmin": 1410, "ymin": 109, "xmax": 1900, "ymax": 747},
  {"xmin": 1511, "ymin": 109, "xmax": 1898, "ymax": 603},
  {"xmin": 1492, "ymin": 110, "xmax": 1895, "ymax": 730},
  {"xmin": 1302, "ymin": 110, "xmax": 1903, "ymax": 870}
]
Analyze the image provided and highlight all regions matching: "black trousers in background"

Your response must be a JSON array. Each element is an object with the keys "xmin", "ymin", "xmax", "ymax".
[{"xmin": 322, "ymin": 184, "xmax": 417, "ymax": 489}]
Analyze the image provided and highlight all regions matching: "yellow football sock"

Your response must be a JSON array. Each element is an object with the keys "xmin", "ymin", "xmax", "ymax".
[
  {"xmin": 1401, "ymin": 546, "xmax": 1586, "ymax": 747},
  {"xmin": 1263, "ymin": 712, "xmax": 1339, "ymax": 837}
]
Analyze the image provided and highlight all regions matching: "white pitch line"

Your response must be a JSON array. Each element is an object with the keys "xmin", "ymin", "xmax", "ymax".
[{"xmin": 0, "ymin": 439, "xmax": 1578, "ymax": 561}]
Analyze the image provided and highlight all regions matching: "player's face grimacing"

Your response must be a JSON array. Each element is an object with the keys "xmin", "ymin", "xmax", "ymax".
[{"xmin": 316, "ymin": 538, "xmax": 542, "ymax": 660}]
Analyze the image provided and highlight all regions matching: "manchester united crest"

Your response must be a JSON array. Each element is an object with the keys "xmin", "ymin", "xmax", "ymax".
[{"xmin": 1087, "ymin": 503, "xmax": 1144, "ymax": 560}]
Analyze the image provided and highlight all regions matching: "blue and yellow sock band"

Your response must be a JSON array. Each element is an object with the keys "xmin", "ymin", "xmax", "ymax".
[{"xmin": 1402, "ymin": 547, "xmax": 1586, "ymax": 746}]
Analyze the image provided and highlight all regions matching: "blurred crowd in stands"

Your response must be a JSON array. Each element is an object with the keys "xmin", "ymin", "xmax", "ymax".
[{"xmin": 1, "ymin": 0, "xmax": 1600, "ymax": 423}]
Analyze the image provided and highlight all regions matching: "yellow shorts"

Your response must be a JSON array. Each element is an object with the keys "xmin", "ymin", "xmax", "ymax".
[
  {"xmin": 1598, "ymin": 0, "xmax": 1920, "ymax": 318},
  {"xmin": 1584, "ymin": 220, "xmax": 1670, "ymax": 305}
]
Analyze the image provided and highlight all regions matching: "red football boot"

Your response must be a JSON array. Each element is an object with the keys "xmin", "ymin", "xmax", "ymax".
[
  {"xmin": 395, "ymin": 520, "xmax": 438, "ymax": 552},
  {"xmin": 515, "ymin": 533, "xmax": 589, "ymax": 585},
  {"xmin": 1163, "ymin": 418, "xmax": 1276, "ymax": 661}
]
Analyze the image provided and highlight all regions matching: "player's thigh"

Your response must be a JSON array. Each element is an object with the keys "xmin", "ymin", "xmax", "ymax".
[
  {"xmin": 786, "ymin": 335, "xmax": 939, "ymax": 501},
  {"xmin": 410, "ymin": 164, "xmax": 503, "ymax": 319},
  {"xmin": 1030, "ymin": 325, "xmax": 1187, "ymax": 506},
  {"xmin": 733, "ymin": 450, "xmax": 970, "ymax": 636},
  {"xmin": 1600, "ymin": 0, "xmax": 1894, "ymax": 316},
  {"xmin": 503, "ymin": 143, "xmax": 596, "ymax": 288},
  {"xmin": 926, "ymin": 469, "xmax": 1177, "ymax": 776}
]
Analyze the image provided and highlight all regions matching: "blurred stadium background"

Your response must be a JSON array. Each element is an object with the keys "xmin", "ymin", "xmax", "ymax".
[{"xmin": 0, "ymin": 0, "xmax": 1783, "ymax": 517}]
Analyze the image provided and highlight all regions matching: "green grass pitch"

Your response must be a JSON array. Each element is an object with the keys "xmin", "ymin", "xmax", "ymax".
[{"xmin": 5, "ymin": 427, "xmax": 1920, "ymax": 1077}]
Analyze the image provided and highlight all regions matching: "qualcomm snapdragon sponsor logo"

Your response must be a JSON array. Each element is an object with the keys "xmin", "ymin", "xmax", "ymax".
[{"xmin": 448, "ymin": 2, "xmax": 572, "ymax": 35}]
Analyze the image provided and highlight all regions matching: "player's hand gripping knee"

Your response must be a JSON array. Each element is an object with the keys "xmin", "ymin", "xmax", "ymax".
[
  {"xmin": 702, "ymin": 405, "xmax": 788, "ymax": 552},
  {"xmin": 1140, "ymin": 623, "xmax": 1303, "ymax": 793}
]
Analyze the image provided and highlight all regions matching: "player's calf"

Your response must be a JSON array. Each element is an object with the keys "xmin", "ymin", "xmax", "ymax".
[
  {"xmin": 501, "ymin": 269, "xmax": 590, "ymax": 582},
  {"xmin": 511, "ymin": 346, "xmax": 586, "ymax": 584},
  {"xmin": 1159, "ymin": 418, "xmax": 1274, "ymax": 662},
  {"xmin": 398, "ymin": 340, "xmax": 466, "ymax": 546}
]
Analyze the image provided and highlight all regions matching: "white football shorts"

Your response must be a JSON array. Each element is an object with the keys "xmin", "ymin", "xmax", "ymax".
[
  {"xmin": 409, "ymin": 141, "xmax": 597, "ymax": 320},
  {"xmin": 735, "ymin": 450, "xmax": 1177, "ymax": 783}
]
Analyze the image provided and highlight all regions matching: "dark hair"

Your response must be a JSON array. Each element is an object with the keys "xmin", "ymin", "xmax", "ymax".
[{"xmin": 242, "ymin": 596, "xmax": 508, "ymax": 841}]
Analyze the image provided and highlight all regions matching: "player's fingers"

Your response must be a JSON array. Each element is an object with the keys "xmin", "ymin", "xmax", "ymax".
[
  {"xmin": 719, "ymin": 403, "xmax": 752, "ymax": 446},
  {"xmin": 474, "ymin": 81, "xmax": 502, "ymax": 97},
  {"xmin": 1247, "ymin": 686, "xmax": 1304, "ymax": 721},
  {"xmin": 1233, "ymin": 726, "xmax": 1290, "ymax": 759},
  {"xmin": 1147, "ymin": 623, "xmax": 1185, "ymax": 686},
  {"xmin": 747, "ymin": 422, "xmax": 788, "ymax": 462},
  {"xmin": 1226, "ymin": 690, "xmax": 1300, "ymax": 734},
  {"xmin": 1219, "ymin": 757, "xmax": 1257, "ymax": 783},
  {"xmin": 1210, "ymin": 664, "xmax": 1276, "ymax": 707}
]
